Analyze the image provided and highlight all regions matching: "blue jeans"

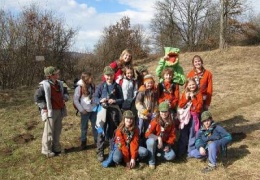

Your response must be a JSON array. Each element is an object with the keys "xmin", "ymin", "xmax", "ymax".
[
  {"xmin": 146, "ymin": 138, "xmax": 176, "ymax": 165},
  {"xmin": 189, "ymin": 141, "xmax": 221, "ymax": 166},
  {"xmin": 81, "ymin": 111, "xmax": 97, "ymax": 143},
  {"xmin": 138, "ymin": 118, "xmax": 150, "ymax": 147},
  {"xmin": 112, "ymin": 146, "xmax": 148, "ymax": 164}
]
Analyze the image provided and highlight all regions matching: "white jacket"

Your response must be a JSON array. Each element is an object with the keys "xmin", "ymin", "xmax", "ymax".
[
  {"xmin": 73, "ymin": 79, "xmax": 97, "ymax": 113},
  {"xmin": 120, "ymin": 77, "xmax": 138, "ymax": 100}
]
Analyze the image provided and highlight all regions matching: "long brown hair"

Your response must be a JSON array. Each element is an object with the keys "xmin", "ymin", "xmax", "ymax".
[
  {"xmin": 81, "ymin": 72, "xmax": 92, "ymax": 96},
  {"xmin": 117, "ymin": 116, "xmax": 135, "ymax": 132},
  {"xmin": 185, "ymin": 78, "xmax": 199, "ymax": 94},
  {"xmin": 155, "ymin": 112, "xmax": 173, "ymax": 127}
]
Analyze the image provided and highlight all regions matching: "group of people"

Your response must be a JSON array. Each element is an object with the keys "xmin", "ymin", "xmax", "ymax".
[{"xmin": 36, "ymin": 47, "xmax": 232, "ymax": 173}]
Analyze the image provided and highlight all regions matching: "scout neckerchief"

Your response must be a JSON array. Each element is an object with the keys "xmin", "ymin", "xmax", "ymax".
[
  {"xmin": 123, "ymin": 127, "xmax": 134, "ymax": 148},
  {"xmin": 194, "ymin": 68, "xmax": 205, "ymax": 87}
]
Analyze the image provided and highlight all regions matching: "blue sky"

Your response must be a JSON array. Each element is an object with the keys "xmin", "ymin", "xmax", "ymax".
[{"xmin": 1, "ymin": 0, "xmax": 260, "ymax": 52}]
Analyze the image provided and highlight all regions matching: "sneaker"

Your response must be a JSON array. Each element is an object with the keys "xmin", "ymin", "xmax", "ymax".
[
  {"xmin": 149, "ymin": 164, "xmax": 155, "ymax": 170},
  {"xmin": 80, "ymin": 141, "xmax": 87, "ymax": 150},
  {"xmin": 201, "ymin": 166, "xmax": 216, "ymax": 173},
  {"xmin": 97, "ymin": 153, "xmax": 104, "ymax": 162}
]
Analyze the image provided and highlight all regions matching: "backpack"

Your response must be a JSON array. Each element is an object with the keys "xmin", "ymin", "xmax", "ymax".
[
  {"xmin": 158, "ymin": 82, "xmax": 175, "ymax": 97},
  {"xmin": 34, "ymin": 85, "xmax": 46, "ymax": 112}
]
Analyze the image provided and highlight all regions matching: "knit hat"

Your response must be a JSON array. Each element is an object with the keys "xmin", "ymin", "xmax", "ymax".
[
  {"xmin": 159, "ymin": 102, "xmax": 169, "ymax": 112},
  {"xmin": 201, "ymin": 111, "xmax": 212, "ymax": 122},
  {"xmin": 123, "ymin": 110, "xmax": 135, "ymax": 119},
  {"xmin": 103, "ymin": 66, "xmax": 114, "ymax": 75},
  {"xmin": 143, "ymin": 74, "xmax": 154, "ymax": 83},
  {"xmin": 44, "ymin": 66, "xmax": 60, "ymax": 76},
  {"xmin": 136, "ymin": 65, "xmax": 148, "ymax": 73}
]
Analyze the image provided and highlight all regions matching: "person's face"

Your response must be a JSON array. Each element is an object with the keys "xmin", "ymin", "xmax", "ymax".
[
  {"xmin": 123, "ymin": 53, "xmax": 132, "ymax": 63},
  {"xmin": 193, "ymin": 57, "xmax": 202, "ymax": 69},
  {"xmin": 203, "ymin": 119, "xmax": 212, "ymax": 129},
  {"xmin": 104, "ymin": 74, "xmax": 114, "ymax": 84},
  {"xmin": 51, "ymin": 72, "xmax": 60, "ymax": 81},
  {"xmin": 141, "ymin": 70, "xmax": 148, "ymax": 76},
  {"xmin": 88, "ymin": 76, "xmax": 93, "ymax": 83},
  {"xmin": 125, "ymin": 69, "xmax": 134, "ymax": 79},
  {"xmin": 145, "ymin": 80, "xmax": 154, "ymax": 89},
  {"xmin": 125, "ymin": 117, "xmax": 134, "ymax": 128},
  {"xmin": 164, "ymin": 73, "xmax": 173, "ymax": 82},
  {"xmin": 160, "ymin": 111, "xmax": 169, "ymax": 120},
  {"xmin": 187, "ymin": 81, "xmax": 196, "ymax": 92}
]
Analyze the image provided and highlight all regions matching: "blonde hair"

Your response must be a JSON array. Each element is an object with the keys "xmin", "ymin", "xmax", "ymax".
[
  {"xmin": 119, "ymin": 49, "xmax": 133, "ymax": 65},
  {"xmin": 185, "ymin": 78, "xmax": 199, "ymax": 93}
]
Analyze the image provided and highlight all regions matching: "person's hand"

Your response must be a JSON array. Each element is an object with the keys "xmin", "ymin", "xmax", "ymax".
[
  {"xmin": 185, "ymin": 92, "xmax": 190, "ymax": 100},
  {"xmin": 199, "ymin": 147, "xmax": 206, "ymax": 156},
  {"xmin": 108, "ymin": 99, "xmax": 116, "ymax": 104},
  {"xmin": 100, "ymin": 98, "xmax": 107, "ymax": 103},
  {"xmin": 163, "ymin": 55, "xmax": 169, "ymax": 61},
  {"xmin": 129, "ymin": 159, "xmax": 136, "ymax": 169},
  {"xmin": 189, "ymin": 92, "xmax": 194, "ymax": 99},
  {"xmin": 163, "ymin": 145, "xmax": 170, "ymax": 153},
  {"xmin": 146, "ymin": 113, "xmax": 152, "ymax": 119},
  {"xmin": 157, "ymin": 137, "xmax": 163, "ymax": 149},
  {"xmin": 81, "ymin": 110, "xmax": 87, "ymax": 115}
]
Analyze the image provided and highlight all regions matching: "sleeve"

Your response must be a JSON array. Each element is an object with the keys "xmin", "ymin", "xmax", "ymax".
[
  {"xmin": 133, "ymin": 80, "xmax": 138, "ymax": 99},
  {"xmin": 155, "ymin": 58, "xmax": 165, "ymax": 78},
  {"xmin": 115, "ymin": 130, "xmax": 130, "ymax": 163},
  {"xmin": 135, "ymin": 91, "xmax": 149, "ymax": 116},
  {"xmin": 171, "ymin": 84, "xmax": 179, "ymax": 109},
  {"xmin": 195, "ymin": 131, "xmax": 206, "ymax": 150},
  {"xmin": 178, "ymin": 92, "xmax": 189, "ymax": 108},
  {"xmin": 73, "ymin": 86, "xmax": 84, "ymax": 113},
  {"xmin": 191, "ymin": 92, "xmax": 203, "ymax": 113},
  {"xmin": 165, "ymin": 125, "xmax": 176, "ymax": 145},
  {"xmin": 93, "ymin": 83, "xmax": 102, "ymax": 105},
  {"xmin": 130, "ymin": 128, "xmax": 139, "ymax": 160},
  {"xmin": 173, "ymin": 66, "xmax": 186, "ymax": 86},
  {"xmin": 145, "ymin": 120, "xmax": 158, "ymax": 139},
  {"xmin": 206, "ymin": 71, "xmax": 213, "ymax": 106},
  {"xmin": 211, "ymin": 125, "xmax": 232, "ymax": 147}
]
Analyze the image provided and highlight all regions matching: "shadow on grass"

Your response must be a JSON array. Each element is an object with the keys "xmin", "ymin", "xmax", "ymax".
[
  {"xmin": 64, "ymin": 143, "xmax": 97, "ymax": 154},
  {"xmin": 221, "ymin": 145, "xmax": 250, "ymax": 168}
]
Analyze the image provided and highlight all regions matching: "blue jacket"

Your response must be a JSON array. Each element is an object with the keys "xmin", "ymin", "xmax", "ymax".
[
  {"xmin": 93, "ymin": 81, "xmax": 123, "ymax": 106},
  {"xmin": 195, "ymin": 121, "xmax": 232, "ymax": 150}
]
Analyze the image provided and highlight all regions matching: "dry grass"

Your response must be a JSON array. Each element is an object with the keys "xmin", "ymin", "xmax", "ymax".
[{"xmin": 0, "ymin": 46, "xmax": 260, "ymax": 179}]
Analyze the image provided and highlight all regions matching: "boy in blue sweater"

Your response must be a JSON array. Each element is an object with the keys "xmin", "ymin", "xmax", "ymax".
[{"xmin": 189, "ymin": 111, "xmax": 232, "ymax": 173}]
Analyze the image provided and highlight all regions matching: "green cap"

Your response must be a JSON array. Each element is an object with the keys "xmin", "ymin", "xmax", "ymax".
[
  {"xmin": 103, "ymin": 66, "xmax": 114, "ymax": 75},
  {"xmin": 164, "ymin": 47, "xmax": 180, "ymax": 56},
  {"xmin": 159, "ymin": 102, "xmax": 169, "ymax": 112},
  {"xmin": 123, "ymin": 110, "xmax": 135, "ymax": 119},
  {"xmin": 136, "ymin": 65, "xmax": 148, "ymax": 73},
  {"xmin": 44, "ymin": 66, "xmax": 59, "ymax": 76},
  {"xmin": 201, "ymin": 111, "xmax": 212, "ymax": 122}
]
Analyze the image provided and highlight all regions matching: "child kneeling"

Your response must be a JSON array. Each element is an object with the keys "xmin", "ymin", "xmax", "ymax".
[
  {"xmin": 145, "ymin": 102, "xmax": 176, "ymax": 169},
  {"xmin": 102, "ymin": 110, "xmax": 148, "ymax": 169}
]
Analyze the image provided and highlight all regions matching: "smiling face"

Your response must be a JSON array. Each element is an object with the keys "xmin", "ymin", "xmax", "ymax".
[
  {"xmin": 122, "ymin": 53, "xmax": 132, "ymax": 63},
  {"xmin": 125, "ymin": 117, "xmax": 134, "ymax": 128},
  {"xmin": 145, "ymin": 80, "xmax": 154, "ymax": 90},
  {"xmin": 160, "ymin": 111, "xmax": 169, "ymax": 120},
  {"xmin": 104, "ymin": 74, "xmax": 114, "ymax": 84},
  {"xmin": 187, "ymin": 80, "xmax": 197, "ymax": 92},
  {"xmin": 203, "ymin": 119, "xmax": 212, "ymax": 129},
  {"xmin": 164, "ymin": 73, "xmax": 173, "ymax": 82},
  {"xmin": 125, "ymin": 69, "xmax": 134, "ymax": 79},
  {"xmin": 193, "ymin": 57, "xmax": 203, "ymax": 69}
]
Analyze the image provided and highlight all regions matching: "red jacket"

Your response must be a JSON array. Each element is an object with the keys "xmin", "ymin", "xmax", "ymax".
[
  {"xmin": 158, "ymin": 81, "xmax": 179, "ymax": 109},
  {"xmin": 187, "ymin": 69, "xmax": 213, "ymax": 106},
  {"xmin": 145, "ymin": 119, "xmax": 176, "ymax": 145},
  {"xmin": 179, "ymin": 91, "xmax": 203, "ymax": 113},
  {"xmin": 114, "ymin": 127, "xmax": 139, "ymax": 163}
]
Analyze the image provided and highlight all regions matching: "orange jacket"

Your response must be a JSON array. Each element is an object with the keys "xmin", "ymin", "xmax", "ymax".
[
  {"xmin": 158, "ymin": 81, "xmax": 179, "ymax": 109},
  {"xmin": 145, "ymin": 119, "xmax": 176, "ymax": 145},
  {"xmin": 114, "ymin": 127, "xmax": 139, "ymax": 163},
  {"xmin": 187, "ymin": 69, "xmax": 213, "ymax": 106},
  {"xmin": 179, "ymin": 91, "xmax": 203, "ymax": 113}
]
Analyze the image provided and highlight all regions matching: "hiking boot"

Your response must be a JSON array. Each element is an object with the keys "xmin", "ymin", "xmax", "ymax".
[
  {"xmin": 97, "ymin": 152, "xmax": 104, "ymax": 162},
  {"xmin": 149, "ymin": 164, "xmax": 155, "ymax": 170},
  {"xmin": 80, "ymin": 141, "xmax": 87, "ymax": 150},
  {"xmin": 201, "ymin": 165, "xmax": 216, "ymax": 173}
]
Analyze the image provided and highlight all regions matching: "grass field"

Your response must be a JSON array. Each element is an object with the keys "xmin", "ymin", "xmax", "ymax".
[{"xmin": 0, "ymin": 46, "xmax": 260, "ymax": 179}]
